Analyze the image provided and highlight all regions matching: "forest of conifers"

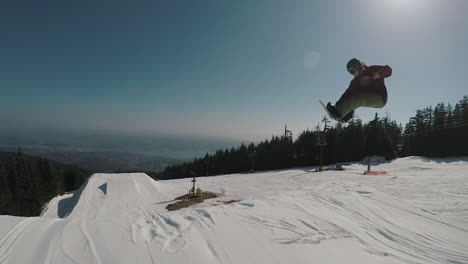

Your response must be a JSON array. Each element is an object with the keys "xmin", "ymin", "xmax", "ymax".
[
  {"xmin": 0, "ymin": 153, "xmax": 90, "ymax": 216},
  {"xmin": 157, "ymin": 96, "xmax": 468, "ymax": 180}
]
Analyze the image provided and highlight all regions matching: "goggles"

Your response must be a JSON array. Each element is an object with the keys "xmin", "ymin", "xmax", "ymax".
[{"xmin": 348, "ymin": 67, "xmax": 359, "ymax": 74}]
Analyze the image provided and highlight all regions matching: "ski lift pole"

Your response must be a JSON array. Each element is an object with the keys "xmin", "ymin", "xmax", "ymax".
[
  {"xmin": 189, "ymin": 171, "xmax": 197, "ymax": 197},
  {"xmin": 315, "ymin": 121, "xmax": 328, "ymax": 172},
  {"xmin": 248, "ymin": 150, "xmax": 256, "ymax": 173},
  {"xmin": 367, "ymin": 156, "xmax": 371, "ymax": 173}
]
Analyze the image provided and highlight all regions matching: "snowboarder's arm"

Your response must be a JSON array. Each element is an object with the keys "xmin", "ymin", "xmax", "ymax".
[{"xmin": 370, "ymin": 65, "xmax": 392, "ymax": 79}]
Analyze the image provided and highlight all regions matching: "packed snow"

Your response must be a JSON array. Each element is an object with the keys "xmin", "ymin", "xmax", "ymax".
[{"xmin": 1, "ymin": 156, "xmax": 468, "ymax": 264}]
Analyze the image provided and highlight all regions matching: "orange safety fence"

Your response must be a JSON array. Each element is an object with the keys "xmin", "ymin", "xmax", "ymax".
[{"xmin": 363, "ymin": 170, "xmax": 387, "ymax": 175}]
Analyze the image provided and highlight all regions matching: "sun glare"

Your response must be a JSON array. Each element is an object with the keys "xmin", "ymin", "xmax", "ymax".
[
  {"xmin": 381, "ymin": 0, "xmax": 431, "ymax": 18},
  {"xmin": 387, "ymin": 0, "xmax": 427, "ymax": 9}
]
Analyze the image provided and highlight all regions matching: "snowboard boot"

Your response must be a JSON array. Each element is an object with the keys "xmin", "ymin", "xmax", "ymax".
[
  {"xmin": 326, "ymin": 103, "xmax": 341, "ymax": 120},
  {"xmin": 341, "ymin": 110, "xmax": 355, "ymax": 123}
]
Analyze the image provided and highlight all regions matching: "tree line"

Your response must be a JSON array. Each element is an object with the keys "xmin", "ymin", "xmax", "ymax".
[
  {"xmin": 157, "ymin": 96, "xmax": 468, "ymax": 180},
  {"xmin": 403, "ymin": 96, "xmax": 468, "ymax": 157},
  {"xmin": 0, "ymin": 152, "xmax": 91, "ymax": 216}
]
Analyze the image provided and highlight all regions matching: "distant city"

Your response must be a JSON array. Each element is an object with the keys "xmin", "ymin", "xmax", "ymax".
[{"xmin": 0, "ymin": 128, "xmax": 243, "ymax": 173}]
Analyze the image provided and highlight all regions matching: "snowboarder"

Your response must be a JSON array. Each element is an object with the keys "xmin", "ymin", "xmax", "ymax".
[{"xmin": 325, "ymin": 58, "xmax": 392, "ymax": 122}]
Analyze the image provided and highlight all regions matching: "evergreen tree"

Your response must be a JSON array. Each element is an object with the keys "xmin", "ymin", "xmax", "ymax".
[
  {"xmin": 365, "ymin": 113, "xmax": 383, "ymax": 156},
  {"xmin": 0, "ymin": 163, "xmax": 13, "ymax": 215}
]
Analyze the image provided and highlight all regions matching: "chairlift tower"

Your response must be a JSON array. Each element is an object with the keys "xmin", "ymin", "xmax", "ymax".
[
  {"xmin": 189, "ymin": 172, "xmax": 197, "ymax": 197},
  {"xmin": 285, "ymin": 125, "xmax": 292, "ymax": 140},
  {"xmin": 248, "ymin": 150, "xmax": 256, "ymax": 173},
  {"xmin": 315, "ymin": 118, "xmax": 329, "ymax": 171}
]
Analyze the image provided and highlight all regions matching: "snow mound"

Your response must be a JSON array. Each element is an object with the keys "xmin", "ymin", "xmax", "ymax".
[{"xmin": 44, "ymin": 173, "xmax": 173, "ymax": 219}]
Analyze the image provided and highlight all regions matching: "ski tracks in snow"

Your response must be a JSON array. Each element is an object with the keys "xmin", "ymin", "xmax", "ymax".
[
  {"xmin": 79, "ymin": 218, "xmax": 103, "ymax": 264},
  {"xmin": 287, "ymin": 181, "xmax": 468, "ymax": 264},
  {"xmin": 132, "ymin": 208, "xmax": 217, "ymax": 253},
  {"xmin": 231, "ymin": 177, "xmax": 468, "ymax": 264},
  {"xmin": 0, "ymin": 218, "xmax": 37, "ymax": 264}
]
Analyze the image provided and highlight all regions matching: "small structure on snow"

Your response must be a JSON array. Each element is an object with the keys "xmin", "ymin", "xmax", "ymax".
[{"xmin": 363, "ymin": 156, "xmax": 387, "ymax": 175}]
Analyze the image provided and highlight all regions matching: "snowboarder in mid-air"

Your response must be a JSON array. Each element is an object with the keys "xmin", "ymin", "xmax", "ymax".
[{"xmin": 324, "ymin": 58, "xmax": 392, "ymax": 123}]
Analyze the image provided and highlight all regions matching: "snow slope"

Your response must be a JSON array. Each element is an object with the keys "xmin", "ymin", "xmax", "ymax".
[{"xmin": 1, "ymin": 157, "xmax": 468, "ymax": 264}]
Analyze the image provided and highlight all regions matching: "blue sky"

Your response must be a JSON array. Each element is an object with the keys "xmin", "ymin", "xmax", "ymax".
[{"xmin": 1, "ymin": 0, "xmax": 467, "ymax": 141}]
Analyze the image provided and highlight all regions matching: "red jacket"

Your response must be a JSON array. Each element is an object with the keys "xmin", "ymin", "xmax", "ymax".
[{"xmin": 337, "ymin": 65, "xmax": 392, "ymax": 105}]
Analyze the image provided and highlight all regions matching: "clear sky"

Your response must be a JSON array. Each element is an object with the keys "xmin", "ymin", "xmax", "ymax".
[{"xmin": 1, "ymin": 0, "xmax": 467, "ymax": 142}]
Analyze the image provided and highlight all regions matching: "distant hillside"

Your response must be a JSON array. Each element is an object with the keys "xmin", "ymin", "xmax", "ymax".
[
  {"xmin": 0, "ymin": 131, "xmax": 242, "ymax": 161},
  {"xmin": 0, "ymin": 152, "xmax": 91, "ymax": 216},
  {"xmin": 0, "ymin": 149, "xmax": 181, "ymax": 173},
  {"xmin": 31, "ymin": 151, "xmax": 180, "ymax": 173}
]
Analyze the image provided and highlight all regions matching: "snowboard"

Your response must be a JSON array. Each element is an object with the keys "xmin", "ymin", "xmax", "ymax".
[
  {"xmin": 319, "ymin": 100, "xmax": 354, "ymax": 123},
  {"xmin": 319, "ymin": 100, "xmax": 340, "ymax": 122}
]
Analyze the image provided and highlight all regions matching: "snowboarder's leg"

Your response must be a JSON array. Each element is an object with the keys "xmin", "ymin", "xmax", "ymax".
[
  {"xmin": 324, "ymin": 103, "xmax": 354, "ymax": 123},
  {"xmin": 334, "ymin": 93, "xmax": 385, "ymax": 119},
  {"xmin": 341, "ymin": 110, "xmax": 355, "ymax": 122}
]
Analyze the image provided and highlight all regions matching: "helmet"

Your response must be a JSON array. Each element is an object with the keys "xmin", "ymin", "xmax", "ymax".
[{"xmin": 346, "ymin": 58, "xmax": 363, "ymax": 75}]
